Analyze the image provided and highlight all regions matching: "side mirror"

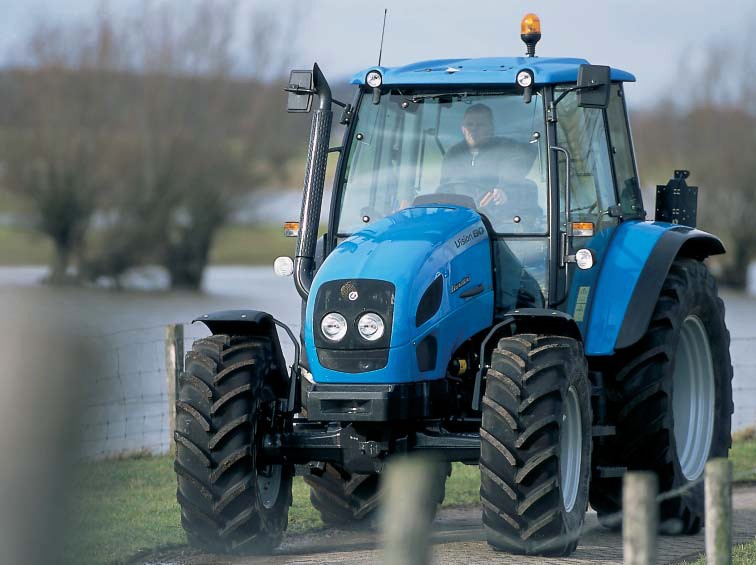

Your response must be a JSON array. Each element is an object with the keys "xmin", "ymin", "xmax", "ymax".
[
  {"xmin": 286, "ymin": 70, "xmax": 314, "ymax": 113},
  {"xmin": 577, "ymin": 64, "xmax": 610, "ymax": 109}
]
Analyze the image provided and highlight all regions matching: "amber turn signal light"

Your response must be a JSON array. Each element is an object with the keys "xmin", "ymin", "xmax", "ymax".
[
  {"xmin": 572, "ymin": 222, "xmax": 595, "ymax": 237},
  {"xmin": 283, "ymin": 221, "xmax": 299, "ymax": 237}
]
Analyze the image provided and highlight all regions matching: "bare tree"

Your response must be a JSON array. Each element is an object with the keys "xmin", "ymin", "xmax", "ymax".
[
  {"xmin": 633, "ymin": 42, "xmax": 756, "ymax": 288},
  {"xmin": 1, "ymin": 1, "xmax": 304, "ymax": 289},
  {"xmin": 0, "ymin": 12, "xmax": 124, "ymax": 283}
]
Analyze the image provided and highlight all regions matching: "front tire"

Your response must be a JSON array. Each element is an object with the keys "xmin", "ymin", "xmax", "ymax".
[
  {"xmin": 592, "ymin": 259, "xmax": 733, "ymax": 534},
  {"xmin": 174, "ymin": 335, "xmax": 293, "ymax": 553},
  {"xmin": 480, "ymin": 334, "xmax": 591, "ymax": 556}
]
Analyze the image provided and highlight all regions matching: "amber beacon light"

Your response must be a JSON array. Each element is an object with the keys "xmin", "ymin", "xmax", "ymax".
[{"xmin": 521, "ymin": 13, "xmax": 542, "ymax": 57}]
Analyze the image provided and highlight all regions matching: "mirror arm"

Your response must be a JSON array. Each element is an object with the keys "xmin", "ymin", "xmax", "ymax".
[
  {"xmin": 548, "ymin": 83, "xmax": 603, "ymax": 122},
  {"xmin": 283, "ymin": 85, "xmax": 316, "ymax": 96}
]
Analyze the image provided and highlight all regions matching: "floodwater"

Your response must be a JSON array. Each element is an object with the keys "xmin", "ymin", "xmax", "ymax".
[{"xmin": 1, "ymin": 265, "xmax": 754, "ymax": 457}]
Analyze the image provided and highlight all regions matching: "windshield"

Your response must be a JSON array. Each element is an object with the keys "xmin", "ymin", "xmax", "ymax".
[{"xmin": 337, "ymin": 90, "xmax": 548, "ymax": 234}]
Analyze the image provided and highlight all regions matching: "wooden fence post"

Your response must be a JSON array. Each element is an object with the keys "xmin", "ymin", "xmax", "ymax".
[
  {"xmin": 382, "ymin": 455, "xmax": 437, "ymax": 565},
  {"xmin": 623, "ymin": 471, "xmax": 658, "ymax": 565},
  {"xmin": 165, "ymin": 323, "xmax": 184, "ymax": 452},
  {"xmin": 706, "ymin": 458, "xmax": 733, "ymax": 565}
]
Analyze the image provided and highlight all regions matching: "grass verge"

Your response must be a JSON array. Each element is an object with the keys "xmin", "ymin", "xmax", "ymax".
[
  {"xmin": 65, "ymin": 440, "xmax": 756, "ymax": 564},
  {"xmin": 0, "ymin": 224, "xmax": 296, "ymax": 268}
]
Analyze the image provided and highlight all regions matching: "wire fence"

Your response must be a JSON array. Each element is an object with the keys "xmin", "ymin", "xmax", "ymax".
[{"xmin": 79, "ymin": 325, "xmax": 756, "ymax": 458}]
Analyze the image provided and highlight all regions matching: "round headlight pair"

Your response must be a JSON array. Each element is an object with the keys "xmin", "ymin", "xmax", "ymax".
[{"xmin": 320, "ymin": 312, "xmax": 385, "ymax": 342}]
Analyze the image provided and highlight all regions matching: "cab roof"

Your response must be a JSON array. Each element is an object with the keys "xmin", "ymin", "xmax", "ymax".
[{"xmin": 351, "ymin": 57, "xmax": 635, "ymax": 87}]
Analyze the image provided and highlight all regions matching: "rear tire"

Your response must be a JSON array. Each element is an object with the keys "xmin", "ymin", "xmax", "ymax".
[
  {"xmin": 480, "ymin": 334, "xmax": 591, "ymax": 556},
  {"xmin": 175, "ymin": 335, "xmax": 293, "ymax": 553},
  {"xmin": 591, "ymin": 259, "xmax": 733, "ymax": 534},
  {"xmin": 303, "ymin": 464, "xmax": 382, "ymax": 526},
  {"xmin": 303, "ymin": 461, "xmax": 450, "ymax": 527}
]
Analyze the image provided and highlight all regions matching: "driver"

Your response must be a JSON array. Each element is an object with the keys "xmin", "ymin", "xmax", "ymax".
[{"xmin": 440, "ymin": 103, "xmax": 537, "ymax": 211}]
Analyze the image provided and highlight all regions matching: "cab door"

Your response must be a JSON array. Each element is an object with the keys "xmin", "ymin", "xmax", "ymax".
[{"xmin": 554, "ymin": 86, "xmax": 624, "ymax": 335}]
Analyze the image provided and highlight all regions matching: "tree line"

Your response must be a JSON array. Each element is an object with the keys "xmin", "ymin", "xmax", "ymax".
[
  {"xmin": 0, "ymin": 2, "xmax": 308, "ymax": 288},
  {"xmin": 0, "ymin": 5, "xmax": 753, "ymax": 289}
]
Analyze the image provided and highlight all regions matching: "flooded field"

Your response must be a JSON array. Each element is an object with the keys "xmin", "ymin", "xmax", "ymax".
[{"xmin": 1, "ymin": 265, "xmax": 754, "ymax": 456}]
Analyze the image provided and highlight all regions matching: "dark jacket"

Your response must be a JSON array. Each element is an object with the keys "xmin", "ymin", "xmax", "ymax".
[{"xmin": 440, "ymin": 136, "xmax": 537, "ymax": 198}]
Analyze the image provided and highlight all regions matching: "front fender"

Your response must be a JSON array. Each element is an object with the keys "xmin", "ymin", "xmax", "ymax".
[
  {"xmin": 585, "ymin": 222, "xmax": 724, "ymax": 356},
  {"xmin": 193, "ymin": 309, "xmax": 290, "ymax": 387}
]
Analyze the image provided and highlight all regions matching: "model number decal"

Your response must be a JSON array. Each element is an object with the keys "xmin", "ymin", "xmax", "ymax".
[
  {"xmin": 454, "ymin": 227, "xmax": 485, "ymax": 249},
  {"xmin": 451, "ymin": 275, "xmax": 471, "ymax": 294},
  {"xmin": 449, "ymin": 221, "xmax": 487, "ymax": 256}
]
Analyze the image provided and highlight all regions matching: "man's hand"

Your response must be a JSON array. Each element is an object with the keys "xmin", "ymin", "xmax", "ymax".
[{"xmin": 479, "ymin": 188, "xmax": 507, "ymax": 208}]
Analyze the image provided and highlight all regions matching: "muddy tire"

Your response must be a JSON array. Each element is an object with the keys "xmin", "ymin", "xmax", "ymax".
[
  {"xmin": 480, "ymin": 334, "xmax": 591, "ymax": 556},
  {"xmin": 174, "ymin": 335, "xmax": 292, "ymax": 553},
  {"xmin": 591, "ymin": 259, "xmax": 733, "ymax": 534},
  {"xmin": 303, "ymin": 461, "xmax": 450, "ymax": 527}
]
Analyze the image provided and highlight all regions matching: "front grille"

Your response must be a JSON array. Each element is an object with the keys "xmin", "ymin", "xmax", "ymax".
[{"xmin": 317, "ymin": 348, "xmax": 389, "ymax": 373}]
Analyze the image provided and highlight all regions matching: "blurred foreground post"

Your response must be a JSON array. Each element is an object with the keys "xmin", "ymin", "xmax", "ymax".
[
  {"xmin": 165, "ymin": 324, "xmax": 184, "ymax": 451},
  {"xmin": 381, "ymin": 455, "xmax": 437, "ymax": 565},
  {"xmin": 706, "ymin": 458, "xmax": 732, "ymax": 565},
  {"xmin": 623, "ymin": 472, "xmax": 658, "ymax": 565}
]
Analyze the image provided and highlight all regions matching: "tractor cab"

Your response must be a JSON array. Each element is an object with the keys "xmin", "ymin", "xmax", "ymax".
[{"xmin": 326, "ymin": 58, "xmax": 644, "ymax": 321}]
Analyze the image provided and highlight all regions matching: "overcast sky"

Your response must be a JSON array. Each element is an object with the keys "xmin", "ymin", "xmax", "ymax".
[{"xmin": 3, "ymin": 0, "xmax": 755, "ymax": 108}]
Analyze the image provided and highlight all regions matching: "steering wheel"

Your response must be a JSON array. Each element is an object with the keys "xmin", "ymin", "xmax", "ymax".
[{"xmin": 436, "ymin": 179, "xmax": 493, "ymax": 201}]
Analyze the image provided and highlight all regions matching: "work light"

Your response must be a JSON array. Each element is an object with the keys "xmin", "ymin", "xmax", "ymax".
[{"xmin": 366, "ymin": 70, "xmax": 383, "ymax": 88}]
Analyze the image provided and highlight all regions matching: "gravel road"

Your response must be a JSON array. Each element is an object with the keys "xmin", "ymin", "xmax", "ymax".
[{"xmin": 144, "ymin": 485, "xmax": 756, "ymax": 565}]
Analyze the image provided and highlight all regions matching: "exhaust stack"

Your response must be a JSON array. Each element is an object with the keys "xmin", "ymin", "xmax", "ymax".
[{"xmin": 294, "ymin": 64, "xmax": 332, "ymax": 300}]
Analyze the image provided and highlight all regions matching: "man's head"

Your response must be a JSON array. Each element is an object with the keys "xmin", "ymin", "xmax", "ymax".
[{"xmin": 461, "ymin": 104, "xmax": 494, "ymax": 149}]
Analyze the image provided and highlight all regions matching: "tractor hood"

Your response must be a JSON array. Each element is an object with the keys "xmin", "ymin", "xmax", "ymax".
[{"xmin": 304, "ymin": 205, "xmax": 494, "ymax": 384}]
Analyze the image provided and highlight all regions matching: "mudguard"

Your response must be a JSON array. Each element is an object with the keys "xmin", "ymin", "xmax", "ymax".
[
  {"xmin": 193, "ymin": 310, "xmax": 290, "ymax": 387},
  {"xmin": 584, "ymin": 221, "xmax": 725, "ymax": 356}
]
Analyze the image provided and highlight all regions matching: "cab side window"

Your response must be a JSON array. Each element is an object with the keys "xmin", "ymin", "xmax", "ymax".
[
  {"xmin": 556, "ymin": 91, "xmax": 617, "ymax": 231},
  {"xmin": 606, "ymin": 85, "xmax": 644, "ymax": 218}
]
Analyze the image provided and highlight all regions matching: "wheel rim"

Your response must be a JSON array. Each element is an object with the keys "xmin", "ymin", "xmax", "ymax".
[
  {"xmin": 673, "ymin": 315, "xmax": 715, "ymax": 481},
  {"xmin": 258, "ymin": 464, "xmax": 283, "ymax": 509},
  {"xmin": 560, "ymin": 386, "xmax": 582, "ymax": 513}
]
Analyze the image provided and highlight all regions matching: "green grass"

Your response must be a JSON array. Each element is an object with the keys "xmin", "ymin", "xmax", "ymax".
[
  {"xmin": 209, "ymin": 224, "xmax": 298, "ymax": 265},
  {"xmin": 683, "ymin": 541, "xmax": 756, "ymax": 565},
  {"xmin": 63, "ymin": 457, "xmax": 479, "ymax": 564},
  {"xmin": 64, "ymin": 439, "xmax": 756, "ymax": 564},
  {"xmin": 731, "ymin": 437, "xmax": 756, "ymax": 482},
  {"xmin": 0, "ymin": 225, "xmax": 53, "ymax": 265},
  {"xmin": 0, "ymin": 224, "xmax": 299, "ymax": 267}
]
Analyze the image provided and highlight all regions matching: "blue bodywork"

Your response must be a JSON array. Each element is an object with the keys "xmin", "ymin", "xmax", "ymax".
[
  {"xmin": 351, "ymin": 57, "xmax": 635, "ymax": 87},
  {"xmin": 305, "ymin": 205, "xmax": 494, "ymax": 384}
]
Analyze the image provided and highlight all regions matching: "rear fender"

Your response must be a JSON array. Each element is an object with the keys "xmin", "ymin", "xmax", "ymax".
[{"xmin": 585, "ymin": 223, "xmax": 725, "ymax": 355}]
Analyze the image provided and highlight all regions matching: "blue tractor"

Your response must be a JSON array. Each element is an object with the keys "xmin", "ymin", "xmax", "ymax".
[{"xmin": 174, "ymin": 14, "xmax": 733, "ymax": 556}]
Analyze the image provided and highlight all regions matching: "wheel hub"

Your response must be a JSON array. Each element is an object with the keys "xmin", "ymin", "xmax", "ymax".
[
  {"xmin": 258, "ymin": 464, "xmax": 283, "ymax": 509},
  {"xmin": 673, "ymin": 315, "xmax": 715, "ymax": 481},
  {"xmin": 560, "ymin": 386, "xmax": 582, "ymax": 512}
]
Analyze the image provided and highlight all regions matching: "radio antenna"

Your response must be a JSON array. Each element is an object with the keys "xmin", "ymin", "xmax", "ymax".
[{"xmin": 378, "ymin": 9, "xmax": 388, "ymax": 66}]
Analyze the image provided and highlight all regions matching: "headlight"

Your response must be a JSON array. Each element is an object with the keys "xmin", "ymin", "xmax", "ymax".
[
  {"xmin": 357, "ymin": 312, "xmax": 385, "ymax": 341},
  {"xmin": 321, "ymin": 312, "xmax": 348, "ymax": 341}
]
